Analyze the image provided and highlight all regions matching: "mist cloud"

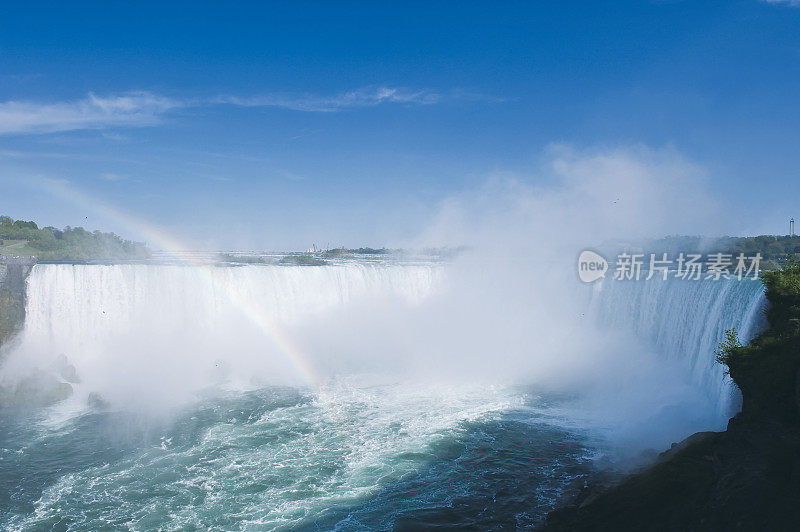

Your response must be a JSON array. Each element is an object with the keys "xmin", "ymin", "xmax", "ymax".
[{"xmin": 413, "ymin": 144, "xmax": 722, "ymax": 253}]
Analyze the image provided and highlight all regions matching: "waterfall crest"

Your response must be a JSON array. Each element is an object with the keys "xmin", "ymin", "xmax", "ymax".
[{"xmin": 590, "ymin": 277, "xmax": 766, "ymax": 418}]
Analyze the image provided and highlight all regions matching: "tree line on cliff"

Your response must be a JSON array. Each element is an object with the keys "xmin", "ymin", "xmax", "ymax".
[{"xmin": 0, "ymin": 216, "xmax": 150, "ymax": 261}]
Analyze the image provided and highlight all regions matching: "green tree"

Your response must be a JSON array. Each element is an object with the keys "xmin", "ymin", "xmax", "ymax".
[{"xmin": 714, "ymin": 328, "xmax": 742, "ymax": 366}]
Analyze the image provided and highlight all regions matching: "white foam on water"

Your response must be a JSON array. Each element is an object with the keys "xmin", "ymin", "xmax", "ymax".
[{"xmin": 9, "ymin": 380, "xmax": 522, "ymax": 531}]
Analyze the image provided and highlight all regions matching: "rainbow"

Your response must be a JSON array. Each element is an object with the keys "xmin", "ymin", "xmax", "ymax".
[{"xmin": 35, "ymin": 178, "xmax": 325, "ymax": 391}]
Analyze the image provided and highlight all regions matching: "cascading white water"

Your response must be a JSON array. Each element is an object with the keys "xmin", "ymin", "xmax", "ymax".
[
  {"xmin": 4, "ymin": 262, "xmax": 445, "ymax": 407},
  {"xmin": 3, "ymin": 261, "xmax": 767, "ymax": 423},
  {"xmin": 589, "ymin": 277, "xmax": 767, "ymax": 420},
  {"xmin": 22, "ymin": 262, "xmax": 443, "ymax": 344}
]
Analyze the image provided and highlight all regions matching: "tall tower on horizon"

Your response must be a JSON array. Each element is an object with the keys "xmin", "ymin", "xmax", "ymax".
[{"xmin": 791, "ymin": 218, "xmax": 795, "ymax": 237}]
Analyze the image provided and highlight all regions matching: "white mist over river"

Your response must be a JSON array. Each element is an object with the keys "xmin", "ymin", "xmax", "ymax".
[{"xmin": 0, "ymin": 258, "xmax": 766, "ymax": 529}]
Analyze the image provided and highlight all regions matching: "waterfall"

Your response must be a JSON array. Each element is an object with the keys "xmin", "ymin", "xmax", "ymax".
[
  {"xmin": 3, "ymin": 262, "xmax": 767, "ymax": 421},
  {"xmin": 3, "ymin": 263, "xmax": 444, "ymax": 405},
  {"xmin": 590, "ymin": 277, "xmax": 767, "ymax": 419},
  {"xmin": 21, "ymin": 262, "xmax": 444, "ymax": 345}
]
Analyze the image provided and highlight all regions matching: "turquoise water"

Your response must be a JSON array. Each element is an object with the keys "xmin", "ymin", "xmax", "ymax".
[{"xmin": 0, "ymin": 384, "xmax": 595, "ymax": 530}]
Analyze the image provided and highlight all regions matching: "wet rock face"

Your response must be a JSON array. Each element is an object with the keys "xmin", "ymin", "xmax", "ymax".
[
  {"xmin": 0, "ymin": 372, "xmax": 73, "ymax": 409},
  {"xmin": 0, "ymin": 259, "xmax": 60, "ymax": 409},
  {"xmin": 87, "ymin": 392, "xmax": 109, "ymax": 410},
  {"xmin": 55, "ymin": 353, "xmax": 80, "ymax": 384},
  {"xmin": 0, "ymin": 258, "xmax": 35, "ymax": 348}
]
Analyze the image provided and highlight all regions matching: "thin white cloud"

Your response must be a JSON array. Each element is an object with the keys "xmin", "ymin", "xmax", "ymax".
[
  {"xmin": 760, "ymin": 0, "xmax": 800, "ymax": 6},
  {"xmin": 99, "ymin": 172, "xmax": 127, "ymax": 182},
  {"xmin": 212, "ymin": 86, "xmax": 441, "ymax": 112},
  {"xmin": 0, "ymin": 85, "xmax": 490, "ymax": 135},
  {"xmin": 0, "ymin": 92, "xmax": 180, "ymax": 135}
]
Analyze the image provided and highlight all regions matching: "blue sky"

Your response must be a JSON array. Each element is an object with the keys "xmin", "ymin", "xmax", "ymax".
[{"xmin": 1, "ymin": 0, "xmax": 799, "ymax": 249}]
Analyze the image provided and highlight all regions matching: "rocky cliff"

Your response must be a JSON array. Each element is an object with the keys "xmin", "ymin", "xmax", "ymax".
[{"xmin": 0, "ymin": 258, "xmax": 35, "ymax": 350}]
